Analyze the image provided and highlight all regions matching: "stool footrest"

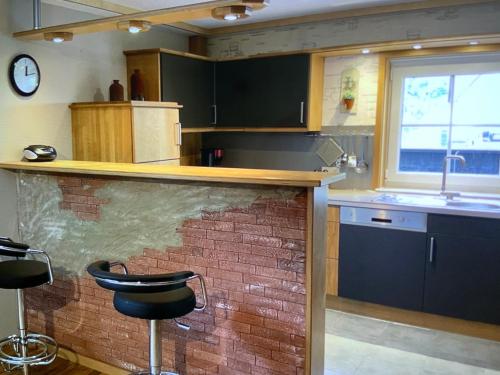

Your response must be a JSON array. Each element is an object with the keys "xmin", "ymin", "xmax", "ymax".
[
  {"xmin": 0, "ymin": 333, "xmax": 58, "ymax": 367},
  {"xmin": 132, "ymin": 372, "xmax": 178, "ymax": 375}
]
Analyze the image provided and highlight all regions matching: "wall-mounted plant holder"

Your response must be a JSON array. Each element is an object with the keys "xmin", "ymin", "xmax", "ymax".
[{"xmin": 340, "ymin": 68, "xmax": 359, "ymax": 113}]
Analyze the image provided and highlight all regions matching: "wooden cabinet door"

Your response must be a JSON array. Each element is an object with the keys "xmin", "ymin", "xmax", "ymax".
[
  {"xmin": 132, "ymin": 107, "xmax": 180, "ymax": 163},
  {"xmin": 339, "ymin": 224, "xmax": 427, "ymax": 311},
  {"xmin": 161, "ymin": 53, "xmax": 214, "ymax": 128},
  {"xmin": 216, "ymin": 54, "xmax": 310, "ymax": 127},
  {"xmin": 215, "ymin": 59, "xmax": 252, "ymax": 127},
  {"xmin": 71, "ymin": 106, "xmax": 133, "ymax": 163},
  {"xmin": 425, "ymin": 215, "xmax": 500, "ymax": 325}
]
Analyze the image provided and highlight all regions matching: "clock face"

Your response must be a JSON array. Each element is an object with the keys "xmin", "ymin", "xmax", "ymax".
[{"xmin": 9, "ymin": 54, "xmax": 41, "ymax": 97}]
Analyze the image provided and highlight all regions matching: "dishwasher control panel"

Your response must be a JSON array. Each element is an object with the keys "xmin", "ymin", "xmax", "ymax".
[{"xmin": 340, "ymin": 206, "xmax": 427, "ymax": 232}]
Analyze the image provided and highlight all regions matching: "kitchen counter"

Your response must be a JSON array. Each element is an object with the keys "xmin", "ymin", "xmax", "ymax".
[
  {"xmin": 0, "ymin": 160, "xmax": 336, "ymax": 375},
  {"xmin": 329, "ymin": 189, "xmax": 500, "ymax": 219},
  {"xmin": 0, "ymin": 160, "xmax": 345, "ymax": 187}
]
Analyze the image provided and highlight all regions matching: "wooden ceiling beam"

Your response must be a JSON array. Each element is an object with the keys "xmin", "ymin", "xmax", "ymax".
[
  {"xmin": 13, "ymin": 0, "xmax": 246, "ymax": 40},
  {"xmin": 208, "ymin": 0, "xmax": 496, "ymax": 35},
  {"xmin": 61, "ymin": 0, "xmax": 210, "ymax": 35}
]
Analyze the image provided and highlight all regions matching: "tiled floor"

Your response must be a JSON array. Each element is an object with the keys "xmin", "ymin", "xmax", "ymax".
[{"xmin": 325, "ymin": 309, "xmax": 500, "ymax": 375}]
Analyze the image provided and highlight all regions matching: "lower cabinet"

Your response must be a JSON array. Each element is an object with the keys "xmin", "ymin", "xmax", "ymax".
[
  {"xmin": 337, "ymin": 211, "xmax": 500, "ymax": 325},
  {"xmin": 424, "ymin": 215, "xmax": 500, "ymax": 325},
  {"xmin": 339, "ymin": 224, "xmax": 427, "ymax": 311}
]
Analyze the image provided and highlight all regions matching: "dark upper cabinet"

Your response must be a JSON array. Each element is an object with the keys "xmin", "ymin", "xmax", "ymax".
[
  {"xmin": 126, "ymin": 50, "xmax": 318, "ymax": 130},
  {"xmin": 424, "ymin": 215, "xmax": 500, "ymax": 325},
  {"xmin": 160, "ymin": 53, "xmax": 214, "ymax": 128},
  {"xmin": 215, "ymin": 54, "xmax": 310, "ymax": 127},
  {"xmin": 339, "ymin": 224, "xmax": 427, "ymax": 311}
]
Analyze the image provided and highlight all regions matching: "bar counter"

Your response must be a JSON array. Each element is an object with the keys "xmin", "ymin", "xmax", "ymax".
[{"xmin": 0, "ymin": 160, "xmax": 341, "ymax": 375}]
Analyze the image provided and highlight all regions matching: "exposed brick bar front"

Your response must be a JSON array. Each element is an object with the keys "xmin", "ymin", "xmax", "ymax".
[{"xmin": 24, "ymin": 175, "xmax": 308, "ymax": 375}]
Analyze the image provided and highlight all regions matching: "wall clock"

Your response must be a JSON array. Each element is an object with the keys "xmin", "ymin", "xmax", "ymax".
[{"xmin": 9, "ymin": 54, "xmax": 41, "ymax": 97}]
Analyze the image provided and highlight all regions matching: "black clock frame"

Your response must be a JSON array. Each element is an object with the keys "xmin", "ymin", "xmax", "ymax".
[{"xmin": 8, "ymin": 54, "xmax": 41, "ymax": 97}]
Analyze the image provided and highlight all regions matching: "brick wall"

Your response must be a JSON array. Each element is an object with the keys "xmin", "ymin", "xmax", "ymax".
[
  {"xmin": 57, "ymin": 176, "xmax": 108, "ymax": 221},
  {"xmin": 26, "ymin": 179, "xmax": 308, "ymax": 375}
]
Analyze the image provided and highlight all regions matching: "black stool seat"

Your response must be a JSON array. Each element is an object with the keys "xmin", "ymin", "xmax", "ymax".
[
  {"xmin": 0, "ymin": 260, "xmax": 50, "ymax": 289},
  {"xmin": 114, "ymin": 287, "xmax": 196, "ymax": 320}
]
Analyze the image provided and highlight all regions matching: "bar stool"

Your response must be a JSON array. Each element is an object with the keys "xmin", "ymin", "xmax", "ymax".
[
  {"xmin": 0, "ymin": 237, "xmax": 58, "ymax": 374},
  {"xmin": 87, "ymin": 260, "xmax": 208, "ymax": 375}
]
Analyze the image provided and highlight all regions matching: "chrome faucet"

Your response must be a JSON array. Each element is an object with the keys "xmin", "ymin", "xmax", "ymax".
[{"xmin": 440, "ymin": 155, "xmax": 466, "ymax": 200}]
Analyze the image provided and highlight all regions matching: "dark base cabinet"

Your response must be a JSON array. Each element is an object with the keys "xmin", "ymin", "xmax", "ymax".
[
  {"xmin": 424, "ymin": 215, "xmax": 500, "ymax": 325},
  {"xmin": 339, "ymin": 224, "xmax": 427, "ymax": 311},
  {"xmin": 339, "ymin": 213, "xmax": 500, "ymax": 325}
]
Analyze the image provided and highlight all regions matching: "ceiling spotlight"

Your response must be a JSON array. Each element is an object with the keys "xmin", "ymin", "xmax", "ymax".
[
  {"xmin": 117, "ymin": 20, "xmax": 152, "ymax": 34},
  {"xmin": 43, "ymin": 32, "xmax": 73, "ymax": 43},
  {"xmin": 412, "ymin": 44, "xmax": 423, "ymax": 50},
  {"xmin": 212, "ymin": 6, "xmax": 252, "ymax": 21},
  {"xmin": 469, "ymin": 41, "xmax": 479, "ymax": 45},
  {"xmin": 361, "ymin": 48, "xmax": 370, "ymax": 54}
]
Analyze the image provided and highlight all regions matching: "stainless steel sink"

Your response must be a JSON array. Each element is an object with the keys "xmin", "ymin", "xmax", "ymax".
[
  {"xmin": 370, "ymin": 193, "xmax": 500, "ymax": 212},
  {"xmin": 446, "ymin": 200, "xmax": 500, "ymax": 210}
]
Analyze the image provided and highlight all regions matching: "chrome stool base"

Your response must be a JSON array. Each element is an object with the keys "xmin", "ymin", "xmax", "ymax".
[
  {"xmin": 0, "ymin": 289, "xmax": 58, "ymax": 374},
  {"xmin": 0, "ymin": 333, "xmax": 58, "ymax": 368}
]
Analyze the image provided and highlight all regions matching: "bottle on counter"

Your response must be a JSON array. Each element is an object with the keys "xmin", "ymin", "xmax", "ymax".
[
  {"xmin": 130, "ymin": 69, "xmax": 145, "ymax": 101},
  {"xmin": 109, "ymin": 80, "xmax": 124, "ymax": 101}
]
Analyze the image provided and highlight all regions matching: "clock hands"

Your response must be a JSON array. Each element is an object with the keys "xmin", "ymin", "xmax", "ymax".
[{"xmin": 24, "ymin": 63, "xmax": 36, "ymax": 77}]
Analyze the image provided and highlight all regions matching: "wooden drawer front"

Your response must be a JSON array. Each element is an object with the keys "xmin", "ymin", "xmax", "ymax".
[
  {"xmin": 326, "ymin": 205, "xmax": 340, "ymax": 296},
  {"xmin": 72, "ymin": 107, "xmax": 133, "ymax": 163},
  {"xmin": 327, "ymin": 206, "xmax": 340, "ymax": 222},
  {"xmin": 326, "ymin": 258, "xmax": 338, "ymax": 296},
  {"xmin": 327, "ymin": 221, "xmax": 339, "ymax": 259},
  {"xmin": 133, "ymin": 107, "xmax": 180, "ymax": 163}
]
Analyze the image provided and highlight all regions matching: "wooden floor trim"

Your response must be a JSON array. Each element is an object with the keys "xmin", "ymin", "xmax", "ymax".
[
  {"xmin": 327, "ymin": 295, "xmax": 500, "ymax": 342},
  {"xmin": 58, "ymin": 347, "xmax": 128, "ymax": 375}
]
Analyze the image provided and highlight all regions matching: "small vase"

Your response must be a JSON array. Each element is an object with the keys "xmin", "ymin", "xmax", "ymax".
[
  {"xmin": 130, "ymin": 69, "xmax": 145, "ymax": 101},
  {"xmin": 109, "ymin": 80, "xmax": 124, "ymax": 101}
]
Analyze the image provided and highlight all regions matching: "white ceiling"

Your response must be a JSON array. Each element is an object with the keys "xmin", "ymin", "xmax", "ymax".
[{"xmin": 47, "ymin": 0, "xmax": 427, "ymax": 28}]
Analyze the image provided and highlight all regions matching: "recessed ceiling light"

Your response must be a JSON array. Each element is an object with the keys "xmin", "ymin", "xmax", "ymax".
[
  {"xmin": 43, "ymin": 32, "xmax": 73, "ymax": 43},
  {"xmin": 469, "ymin": 41, "xmax": 479, "ymax": 45},
  {"xmin": 412, "ymin": 44, "xmax": 423, "ymax": 50},
  {"xmin": 117, "ymin": 20, "xmax": 152, "ymax": 34},
  {"xmin": 361, "ymin": 48, "xmax": 370, "ymax": 54},
  {"xmin": 212, "ymin": 6, "xmax": 252, "ymax": 21}
]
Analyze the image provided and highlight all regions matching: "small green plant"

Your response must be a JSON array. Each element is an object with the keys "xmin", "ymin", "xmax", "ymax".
[{"xmin": 343, "ymin": 92, "xmax": 355, "ymax": 100}]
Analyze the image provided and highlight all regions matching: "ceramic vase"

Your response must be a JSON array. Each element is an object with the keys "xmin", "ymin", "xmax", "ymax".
[{"xmin": 109, "ymin": 80, "xmax": 124, "ymax": 101}]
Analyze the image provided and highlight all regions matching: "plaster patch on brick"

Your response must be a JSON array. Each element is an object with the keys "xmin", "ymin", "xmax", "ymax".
[{"xmin": 17, "ymin": 172, "xmax": 301, "ymax": 276}]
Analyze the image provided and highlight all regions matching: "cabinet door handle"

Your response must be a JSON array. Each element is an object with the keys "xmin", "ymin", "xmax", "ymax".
[
  {"xmin": 176, "ymin": 122, "xmax": 182, "ymax": 146},
  {"xmin": 429, "ymin": 236, "xmax": 435, "ymax": 263},
  {"xmin": 210, "ymin": 105, "xmax": 217, "ymax": 125},
  {"xmin": 300, "ymin": 101, "xmax": 305, "ymax": 124}
]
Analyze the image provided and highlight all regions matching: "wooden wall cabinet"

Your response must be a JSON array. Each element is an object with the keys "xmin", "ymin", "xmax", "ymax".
[
  {"xmin": 326, "ymin": 206, "xmax": 340, "ymax": 296},
  {"xmin": 70, "ymin": 101, "xmax": 182, "ymax": 165}
]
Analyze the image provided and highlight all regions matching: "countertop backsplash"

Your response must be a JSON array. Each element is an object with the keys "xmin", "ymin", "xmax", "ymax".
[{"xmin": 202, "ymin": 131, "xmax": 373, "ymax": 190}]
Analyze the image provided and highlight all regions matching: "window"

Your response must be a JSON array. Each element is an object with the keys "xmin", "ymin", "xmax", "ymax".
[{"xmin": 386, "ymin": 54, "xmax": 500, "ymax": 193}]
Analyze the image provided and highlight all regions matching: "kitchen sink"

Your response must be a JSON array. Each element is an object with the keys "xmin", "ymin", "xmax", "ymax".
[
  {"xmin": 446, "ymin": 200, "xmax": 500, "ymax": 210},
  {"xmin": 370, "ymin": 193, "xmax": 500, "ymax": 211}
]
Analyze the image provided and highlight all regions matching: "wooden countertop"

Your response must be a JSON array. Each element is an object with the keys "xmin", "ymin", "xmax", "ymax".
[
  {"xmin": 0, "ymin": 160, "xmax": 345, "ymax": 187},
  {"xmin": 69, "ymin": 101, "xmax": 182, "ymax": 109}
]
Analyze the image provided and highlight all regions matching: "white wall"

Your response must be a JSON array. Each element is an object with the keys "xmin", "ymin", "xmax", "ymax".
[
  {"xmin": 208, "ymin": 2, "xmax": 500, "ymax": 58},
  {"xmin": 0, "ymin": 0, "xmax": 188, "ymax": 336}
]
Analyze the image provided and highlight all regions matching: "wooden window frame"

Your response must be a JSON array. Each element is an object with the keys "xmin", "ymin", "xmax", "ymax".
[{"xmin": 371, "ymin": 44, "xmax": 500, "ymax": 189}]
